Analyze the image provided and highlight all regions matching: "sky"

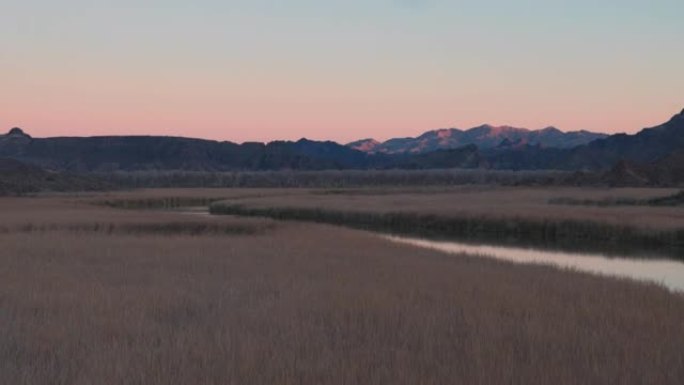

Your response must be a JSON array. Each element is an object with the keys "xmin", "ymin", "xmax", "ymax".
[{"xmin": 1, "ymin": 0, "xmax": 682, "ymax": 143}]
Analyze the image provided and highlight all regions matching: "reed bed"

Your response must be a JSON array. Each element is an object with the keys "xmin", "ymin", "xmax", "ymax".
[
  {"xmin": 0, "ymin": 220, "xmax": 273, "ymax": 236},
  {"xmin": 203, "ymin": 186, "xmax": 684, "ymax": 230},
  {"xmin": 0, "ymin": 194, "xmax": 279, "ymax": 236},
  {"xmin": 208, "ymin": 186, "xmax": 684, "ymax": 254},
  {"xmin": 211, "ymin": 203, "xmax": 684, "ymax": 256},
  {"xmin": 549, "ymin": 190, "xmax": 684, "ymax": 207},
  {"xmin": 98, "ymin": 196, "xmax": 223, "ymax": 210},
  {"xmin": 3, "ymin": 222, "xmax": 684, "ymax": 384},
  {"xmin": 2, "ymin": 191, "xmax": 684, "ymax": 384}
]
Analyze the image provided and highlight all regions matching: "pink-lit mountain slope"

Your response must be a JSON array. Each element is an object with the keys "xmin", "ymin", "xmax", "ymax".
[{"xmin": 348, "ymin": 125, "xmax": 607, "ymax": 154}]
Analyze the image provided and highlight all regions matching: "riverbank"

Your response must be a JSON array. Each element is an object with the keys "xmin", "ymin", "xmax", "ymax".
[{"xmin": 207, "ymin": 187, "xmax": 684, "ymax": 257}]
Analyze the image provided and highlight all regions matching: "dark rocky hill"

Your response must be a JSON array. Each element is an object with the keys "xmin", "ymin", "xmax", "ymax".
[
  {"xmin": 0, "ymin": 129, "xmax": 478, "ymax": 172},
  {"xmin": 0, "ymin": 130, "xmax": 371, "ymax": 171},
  {"xmin": 564, "ymin": 108, "xmax": 684, "ymax": 170},
  {"xmin": 483, "ymin": 108, "xmax": 684, "ymax": 176}
]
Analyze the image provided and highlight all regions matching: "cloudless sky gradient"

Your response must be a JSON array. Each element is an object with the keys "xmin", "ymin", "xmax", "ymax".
[{"xmin": 1, "ymin": 0, "xmax": 682, "ymax": 142}]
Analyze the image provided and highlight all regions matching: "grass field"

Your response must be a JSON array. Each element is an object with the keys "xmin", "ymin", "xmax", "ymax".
[
  {"xmin": 2, "ymin": 189, "xmax": 684, "ymax": 384},
  {"xmin": 208, "ymin": 186, "xmax": 684, "ymax": 229},
  {"xmin": 207, "ymin": 186, "xmax": 684, "ymax": 254}
]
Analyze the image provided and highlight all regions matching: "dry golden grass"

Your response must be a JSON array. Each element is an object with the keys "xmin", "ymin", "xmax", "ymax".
[
  {"xmin": 0, "ymin": 194, "xmax": 275, "ymax": 231},
  {"xmin": 71, "ymin": 185, "xmax": 684, "ymax": 230},
  {"xmin": 1, "ymin": 192, "xmax": 684, "ymax": 384},
  {"xmin": 210, "ymin": 186, "xmax": 684, "ymax": 230}
]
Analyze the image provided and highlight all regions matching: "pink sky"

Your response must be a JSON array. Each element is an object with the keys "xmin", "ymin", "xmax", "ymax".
[
  {"xmin": 2, "ymin": 1, "xmax": 682, "ymax": 143},
  {"xmin": 3, "ymin": 56, "xmax": 681, "ymax": 143},
  {"xmin": 3, "ymin": 85, "xmax": 681, "ymax": 143}
]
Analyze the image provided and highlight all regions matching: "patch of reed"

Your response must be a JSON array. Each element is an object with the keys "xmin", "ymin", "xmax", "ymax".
[
  {"xmin": 549, "ymin": 190, "xmax": 684, "ymax": 207},
  {"xmin": 210, "ymin": 202, "xmax": 684, "ymax": 254},
  {"xmin": 97, "ymin": 196, "xmax": 226, "ymax": 210},
  {"xmin": 0, "ymin": 221, "xmax": 274, "ymax": 236}
]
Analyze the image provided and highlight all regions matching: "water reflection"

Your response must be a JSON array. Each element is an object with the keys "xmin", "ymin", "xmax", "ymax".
[
  {"xmin": 385, "ymin": 236, "xmax": 684, "ymax": 292},
  {"xmin": 170, "ymin": 207, "xmax": 213, "ymax": 217},
  {"xmin": 172, "ymin": 207, "xmax": 684, "ymax": 292}
]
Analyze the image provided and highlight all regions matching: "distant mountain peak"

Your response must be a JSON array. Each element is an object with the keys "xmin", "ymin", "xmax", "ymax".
[
  {"xmin": 7, "ymin": 127, "xmax": 30, "ymax": 137},
  {"xmin": 347, "ymin": 138, "xmax": 381, "ymax": 152},
  {"xmin": 476, "ymin": 124, "xmax": 516, "ymax": 129},
  {"xmin": 489, "ymin": 125, "xmax": 526, "ymax": 136},
  {"xmin": 435, "ymin": 129, "xmax": 453, "ymax": 139},
  {"xmin": 417, "ymin": 128, "xmax": 459, "ymax": 138},
  {"xmin": 471, "ymin": 124, "xmax": 528, "ymax": 136}
]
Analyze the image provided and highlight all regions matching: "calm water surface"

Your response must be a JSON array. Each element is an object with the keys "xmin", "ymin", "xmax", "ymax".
[
  {"xmin": 174, "ymin": 208, "xmax": 684, "ymax": 292},
  {"xmin": 385, "ymin": 235, "xmax": 684, "ymax": 292}
]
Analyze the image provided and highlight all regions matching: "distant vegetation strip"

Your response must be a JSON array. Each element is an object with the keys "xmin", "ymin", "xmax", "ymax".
[
  {"xmin": 94, "ymin": 169, "xmax": 584, "ymax": 189},
  {"xmin": 210, "ymin": 203, "xmax": 684, "ymax": 254},
  {"xmin": 0, "ymin": 221, "xmax": 273, "ymax": 236},
  {"xmin": 549, "ymin": 191, "xmax": 684, "ymax": 207},
  {"xmin": 0, "ymin": 158, "xmax": 112, "ymax": 196},
  {"xmin": 97, "ymin": 196, "xmax": 227, "ymax": 210}
]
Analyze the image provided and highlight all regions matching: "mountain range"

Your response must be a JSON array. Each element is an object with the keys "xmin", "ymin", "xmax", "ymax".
[
  {"xmin": 348, "ymin": 125, "xmax": 607, "ymax": 154},
  {"xmin": 1, "ymin": 108, "xmax": 683, "ymax": 184}
]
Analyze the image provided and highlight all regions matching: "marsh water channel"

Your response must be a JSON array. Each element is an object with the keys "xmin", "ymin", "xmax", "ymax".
[
  {"xmin": 385, "ymin": 236, "xmax": 684, "ymax": 292},
  {"xmin": 174, "ymin": 207, "xmax": 684, "ymax": 292}
]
